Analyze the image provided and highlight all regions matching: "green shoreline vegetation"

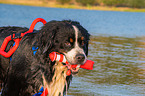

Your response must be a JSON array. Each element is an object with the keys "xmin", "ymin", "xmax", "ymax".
[{"xmin": 0, "ymin": 0, "xmax": 145, "ymax": 12}]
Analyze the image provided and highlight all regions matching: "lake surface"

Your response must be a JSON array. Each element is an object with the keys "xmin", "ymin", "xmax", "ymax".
[{"xmin": 0, "ymin": 4, "xmax": 145, "ymax": 96}]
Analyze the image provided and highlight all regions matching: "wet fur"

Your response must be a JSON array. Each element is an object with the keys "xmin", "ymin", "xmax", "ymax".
[
  {"xmin": 0, "ymin": 20, "xmax": 90, "ymax": 96},
  {"xmin": 43, "ymin": 62, "xmax": 69, "ymax": 96}
]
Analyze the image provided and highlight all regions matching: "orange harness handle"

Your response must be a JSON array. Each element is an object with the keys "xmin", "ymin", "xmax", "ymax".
[{"xmin": 0, "ymin": 18, "xmax": 47, "ymax": 58}]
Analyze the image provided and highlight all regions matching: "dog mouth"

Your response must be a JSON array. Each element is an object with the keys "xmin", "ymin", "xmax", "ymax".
[
  {"xmin": 71, "ymin": 67, "xmax": 80, "ymax": 75},
  {"xmin": 66, "ymin": 64, "xmax": 80, "ymax": 75}
]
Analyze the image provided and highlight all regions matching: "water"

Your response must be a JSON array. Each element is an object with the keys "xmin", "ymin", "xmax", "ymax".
[{"xmin": 0, "ymin": 4, "xmax": 145, "ymax": 96}]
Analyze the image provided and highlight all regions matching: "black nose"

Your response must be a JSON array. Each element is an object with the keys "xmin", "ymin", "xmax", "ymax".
[{"xmin": 75, "ymin": 54, "xmax": 85, "ymax": 63}]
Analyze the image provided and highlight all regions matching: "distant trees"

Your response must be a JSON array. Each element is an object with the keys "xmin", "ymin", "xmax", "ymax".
[
  {"xmin": 102, "ymin": 0, "xmax": 145, "ymax": 8},
  {"xmin": 56, "ymin": 0, "xmax": 145, "ymax": 8},
  {"xmin": 76, "ymin": 0, "xmax": 97, "ymax": 6},
  {"xmin": 126, "ymin": 0, "xmax": 145, "ymax": 8},
  {"xmin": 102, "ymin": 0, "xmax": 126, "ymax": 7},
  {"xmin": 56, "ymin": 0, "xmax": 71, "ymax": 4}
]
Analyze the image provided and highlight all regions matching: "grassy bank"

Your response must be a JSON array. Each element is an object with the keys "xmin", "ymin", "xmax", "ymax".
[{"xmin": 0, "ymin": 0, "xmax": 145, "ymax": 12}]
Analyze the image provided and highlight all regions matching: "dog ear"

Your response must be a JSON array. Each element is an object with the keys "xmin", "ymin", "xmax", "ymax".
[
  {"xmin": 36, "ymin": 22, "xmax": 59, "ymax": 54},
  {"xmin": 42, "ymin": 30, "xmax": 57, "ymax": 54},
  {"xmin": 83, "ymin": 30, "xmax": 90, "ymax": 56},
  {"xmin": 85, "ymin": 33, "xmax": 90, "ymax": 56},
  {"xmin": 86, "ymin": 42, "xmax": 89, "ymax": 56}
]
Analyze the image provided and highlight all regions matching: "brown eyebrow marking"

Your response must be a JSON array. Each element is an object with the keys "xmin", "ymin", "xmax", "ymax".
[
  {"xmin": 70, "ymin": 38, "xmax": 74, "ymax": 43},
  {"xmin": 81, "ymin": 37, "xmax": 84, "ymax": 40}
]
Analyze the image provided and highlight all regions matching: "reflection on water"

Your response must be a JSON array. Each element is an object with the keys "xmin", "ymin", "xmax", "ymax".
[{"xmin": 68, "ymin": 36, "xmax": 145, "ymax": 96}]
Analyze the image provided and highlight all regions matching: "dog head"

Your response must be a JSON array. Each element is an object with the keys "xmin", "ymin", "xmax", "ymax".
[
  {"xmin": 61, "ymin": 25, "xmax": 90, "ymax": 65},
  {"xmin": 53, "ymin": 21, "xmax": 90, "ymax": 65},
  {"xmin": 37, "ymin": 20, "xmax": 90, "ymax": 65}
]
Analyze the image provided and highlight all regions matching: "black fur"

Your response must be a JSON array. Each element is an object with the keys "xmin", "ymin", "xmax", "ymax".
[{"xmin": 0, "ymin": 20, "xmax": 90, "ymax": 96}]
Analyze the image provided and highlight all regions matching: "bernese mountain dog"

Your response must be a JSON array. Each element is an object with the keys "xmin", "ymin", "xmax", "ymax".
[{"xmin": 0, "ymin": 20, "xmax": 90, "ymax": 96}]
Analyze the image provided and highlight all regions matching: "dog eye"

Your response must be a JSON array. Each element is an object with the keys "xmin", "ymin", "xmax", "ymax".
[{"xmin": 65, "ymin": 42, "xmax": 71, "ymax": 47}]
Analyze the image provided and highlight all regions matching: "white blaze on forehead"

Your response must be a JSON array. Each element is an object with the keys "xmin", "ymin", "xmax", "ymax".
[
  {"xmin": 72, "ymin": 25, "xmax": 86, "ymax": 56},
  {"xmin": 72, "ymin": 25, "xmax": 79, "ymax": 47}
]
